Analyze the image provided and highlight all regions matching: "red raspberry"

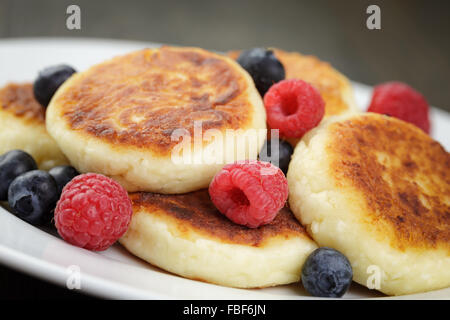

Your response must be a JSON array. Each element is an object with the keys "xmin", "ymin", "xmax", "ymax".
[
  {"xmin": 54, "ymin": 173, "xmax": 133, "ymax": 251},
  {"xmin": 263, "ymin": 79, "xmax": 325, "ymax": 139},
  {"xmin": 368, "ymin": 82, "xmax": 430, "ymax": 133},
  {"xmin": 208, "ymin": 161, "xmax": 288, "ymax": 228}
]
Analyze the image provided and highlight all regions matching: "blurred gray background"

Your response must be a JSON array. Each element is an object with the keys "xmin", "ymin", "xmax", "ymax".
[{"xmin": 0, "ymin": 0, "xmax": 449, "ymax": 111}]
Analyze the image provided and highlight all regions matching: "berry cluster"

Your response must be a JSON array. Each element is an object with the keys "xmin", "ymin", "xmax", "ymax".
[
  {"xmin": 238, "ymin": 48, "xmax": 325, "ymax": 140},
  {"xmin": 0, "ymin": 149, "xmax": 132, "ymax": 251},
  {"xmin": 0, "ymin": 150, "xmax": 78, "ymax": 225},
  {"xmin": 0, "ymin": 64, "xmax": 134, "ymax": 252}
]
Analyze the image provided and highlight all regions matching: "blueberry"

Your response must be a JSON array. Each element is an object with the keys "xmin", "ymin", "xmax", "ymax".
[
  {"xmin": 49, "ymin": 165, "xmax": 79, "ymax": 195},
  {"xmin": 301, "ymin": 247, "xmax": 353, "ymax": 298},
  {"xmin": 237, "ymin": 48, "xmax": 285, "ymax": 96},
  {"xmin": 0, "ymin": 150, "xmax": 37, "ymax": 201},
  {"xmin": 8, "ymin": 170, "xmax": 59, "ymax": 225},
  {"xmin": 258, "ymin": 138, "xmax": 293, "ymax": 175},
  {"xmin": 33, "ymin": 65, "xmax": 76, "ymax": 107}
]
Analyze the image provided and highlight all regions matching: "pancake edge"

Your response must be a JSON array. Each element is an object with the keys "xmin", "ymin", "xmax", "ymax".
[{"xmin": 119, "ymin": 205, "xmax": 318, "ymax": 288}]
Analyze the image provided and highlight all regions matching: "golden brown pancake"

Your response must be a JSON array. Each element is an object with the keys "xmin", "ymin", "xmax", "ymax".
[
  {"xmin": 0, "ymin": 83, "xmax": 68, "ymax": 169},
  {"xmin": 328, "ymin": 114, "xmax": 449, "ymax": 251},
  {"xmin": 0, "ymin": 83, "xmax": 44, "ymax": 123},
  {"xmin": 120, "ymin": 190, "xmax": 317, "ymax": 288},
  {"xmin": 288, "ymin": 112, "xmax": 450, "ymax": 295},
  {"xmin": 46, "ymin": 46, "xmax": 267, "ymax": 193},
  {"xmin": 57, "ymin": 48, "xmax": 255, "ymax": 154},
  {"xmin": 130, "ymin": 191, "xmax": 307, "ymax": 246}
]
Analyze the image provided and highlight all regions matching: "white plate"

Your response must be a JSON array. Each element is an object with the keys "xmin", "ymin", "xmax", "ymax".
[{"xmin": 0, "ymin": 38, "xmax": 449, "ymax": 300}]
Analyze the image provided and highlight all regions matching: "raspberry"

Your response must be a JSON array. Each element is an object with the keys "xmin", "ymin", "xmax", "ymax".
[
  {"xmin": 368, "ymin": 82, "xmax": 430, "ymax": 133},
  {"xmin": 264, "ymin": 79, "xmax": 325, "ymax": 139},
  {"xmin": 54, "ymin": 173, "xmax": 133, "ymax": 251},
  {"xmin": 208, "ymin": 161, "xmax": 288, "ymax": 228}
]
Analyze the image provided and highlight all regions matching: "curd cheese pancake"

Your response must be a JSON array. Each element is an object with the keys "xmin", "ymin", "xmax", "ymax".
[
  {"xmin": 287, "ymin": 112, "xmax": 450, "ymax": 295},
  {"xmin": 46, "ymin": 46, "xmax": 266, "ymax": 194},
  {"xmin": 0, "ymin": 83, "xmax": 68, "ymax": 170},
  {"xmin": 119, "ymin": 190, "xmax": 317, "ymax": 288}
]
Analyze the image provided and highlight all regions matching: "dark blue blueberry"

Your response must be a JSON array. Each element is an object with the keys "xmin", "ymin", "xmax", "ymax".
[
  {"xmin": 49, "ymin": 165, "xmax": 80, "ymax": 195},
  {"xmin": 8, "ymin": 170, "xmax": 59, "ymax": 225},
  {"xmin": 0, "ymin": 150, "xmax": 37, "ymax": 201},
  {"xmin": 33, "ymin": 64, "xmax": 76, "ymax": 107},
  {"xmin": 237, "ymin": 48, "xmax": 285, "ymax": 96},
  {"xmin": 258, "ymin": 138, "xmax": 293, "ymax": 175},
  {"xmin": 301, "ymin": 247, "xmax": 353, "ymax": 298}
]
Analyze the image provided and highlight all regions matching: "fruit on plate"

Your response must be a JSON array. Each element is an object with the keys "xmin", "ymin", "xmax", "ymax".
[
  {"xmin": 209, "ymin": 160, "xmax": 289, "ymax": 228},
  {"xmin": 264, "ymin": 79, "xmax": 325, "ymax": 139},
  {"xmin": 236, "ymin": 48, "xmax": 285, "ymax": 96},
  {"xmin": 33, "ymin": 64, "xmax": 76, "ymax": 107},
  {"xmin": 258, "ymin": 138, "xmax": 293, "ymax": 175},
  {"xmin": 301, "ymin": 247, "xmax": 353, "ymax": 298},
  {"xmin": 0, "ymin": 150, "xmax": 37, "ymax": 201},
  {"xmin": 54, "ymin": 173, "xmax": 133, "ymax": 251},
  {"xmin": 368, "ymin": 81, "xmax": 430, "ymax": 133},
  {"xmin": 8, "ymin": 170, "xmax": 59, "ymax": 225},
  {"xmin": 228, "ymin": 48, "xmax": 359, "ymax": 149},
  {"xmin": 49, "ymin": 165, "xmax": 80, "ymax": 196}
]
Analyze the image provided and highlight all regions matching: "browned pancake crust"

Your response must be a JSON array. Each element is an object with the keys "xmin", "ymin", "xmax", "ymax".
[
  {"xmin": 54, "ymin": 46, "xmax": 253, "ymax": 155},
  {"xmin": 228, "ymin": 49, "xmax": 352, "ymax": 117},
  {"xmin": 328, "ymin": 114, "xmax": 450, "ymax": 251},
  {"xmin": 0, "ymin": 83, "xmax": 44, "ymax": 122},
  {"xmin": 130, "ymin": 190, "xmax": 310, "ymax": 246}
]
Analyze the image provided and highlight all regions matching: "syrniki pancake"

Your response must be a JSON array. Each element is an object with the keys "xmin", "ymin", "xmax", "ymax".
[
  {"xmin": 228, "ymin": 49, "xmax": 359, "ymax": 146},
  {"xmin": 119, "ymin": 190, "xmax": 318, "ymax": 288},
  {"xmin": 288, "ymin": 113, "xmax": 450, "ymax": 295},
  {"xmin": 0, "ymin": 83, "xmax": 68, "ymax": 169},
  {"xmin": 47, "ymin": 46, "xmax": 267, "ymax": 194}
]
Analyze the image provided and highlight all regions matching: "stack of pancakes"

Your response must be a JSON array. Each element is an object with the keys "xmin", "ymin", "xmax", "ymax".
[
  {"xmin": 45, "ymin": 46, "xmax": 318, "ymax": 288},
  {"xmin": 4, "ymin": 45, "xmax": 448, "ymax": 295}
]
